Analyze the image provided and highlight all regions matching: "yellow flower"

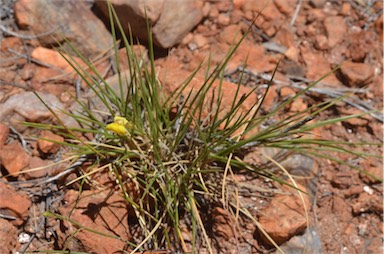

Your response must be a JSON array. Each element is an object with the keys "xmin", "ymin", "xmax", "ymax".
[
  {"xmin": 113, "ymin": 116, "xmax": 134, "ymax": 130},
  {"xmin": 106, "ymin": 116, "xmax": 133, "ymax": 136},
  {"xmin": 106, "ymin": 122, "xmax": 128, "ymax": 136}
]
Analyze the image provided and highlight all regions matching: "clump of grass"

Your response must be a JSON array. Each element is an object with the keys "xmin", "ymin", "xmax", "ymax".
[{"xmin": 25, "ymin": 2, "xmax": 382, "ymax": 253}]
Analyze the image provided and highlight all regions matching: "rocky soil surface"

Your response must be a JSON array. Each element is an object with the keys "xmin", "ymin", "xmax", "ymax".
[{"xmin": 0, "ymin": 0, "xmax": 382, "ymax": 253}]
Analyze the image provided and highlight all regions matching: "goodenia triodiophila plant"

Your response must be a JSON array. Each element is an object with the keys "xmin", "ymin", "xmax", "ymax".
[{"xmin": 23, "ymin": 2, "xmax": 382, "ymax": 253}]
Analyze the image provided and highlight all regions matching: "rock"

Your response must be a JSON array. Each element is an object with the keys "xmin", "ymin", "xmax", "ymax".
[
  {"xmin": 218, "ymin": 24, "xmax": 242, "ymax": 45},
  {"xmin": 0, "ymin": 123, "xmax": 10, "ymax": 149},
  {"xmin": 257, "ymin": 184, "xmax": 310, "ymax": 245},
  {"xmin": 25, "ymin": 156, "xmax": 51, "ymax": 179},
  {"xmin": 309, "ymin": 0, "xmax": 327, "ymax": 8},
  {"xmin": 340, "ymin": 2, "xmax": 352, "ymax": 16},
  {"xmin": 0, "ymin": 219, "xmax": 19, "ymax": 253},
  {"xmin": 345, "ymin": 30, "xmax": 378, "ymax": 62},
  {"xmin": 96, "ymin": 0, "xmax": 204, "ymax": 48},
  {"xmin": 314, "ymin": 34, "xmax": 328, "ymax": 50},
  {"xmin": 58, "ymin": 189, "xmax": 131, "ymax": 253},
  {"xmin": 280, "ymin": 59, "xmax": 305, "ymax": 76},
  {"xmin": 152, "ymin": 0, "xmax": 204, "ymax": 48},
  {"xmin": 31, "ymin": 47, "xmax": 111, "ymax": 86},
  {"xmin": 0, "ymin": 182, "xmax": 32, "ymax": 226},
  {"xmin": 273, "ymin": 26, "xmax": 299, "ymax": 61},
  {"xmin": 0, "ymin": 69, "xmax": 16, "ymax": 84},
  {"xmin": 332, "ymin": 195, "xmax": 353, "ymax": 222},
  {"xmin": 226, "ymin": 41, "xmax": 277, "ymax": 74},
  {"xmin": 0, "ymin": 91, "xmax": 72, "ymax": 131},
  {"xmin": 338, "ymin": 61, "xmax": 374, "ymax": 87},
  {"xmin": 189, "ymin": 34, "xmax": 209, "ymax": 50},
  {"xmin": 323, "ymin": 16, "xmax": 346, "ymax": 48},
  {"xmin": 211, "ymin": 207, "xmax": 234, "ymax": 240},
  {"xmin": 202, "ymin": 1, "xmax": 211, "ymax": 17},
  {"xmin": 19, "ymin": 63, "xmax": 35, "ymax": 81},
  {"xmin": 351, "ymin": 192, "xmax": 383, "ymax": 215},
  {"xmin": 217, "ymin": 13, "xmax": 231, "ymax": 26},
  {"xmin": 274, "ymin": 0, "xmax": 296, "ymax": 15},
  {"xmin": 240, "ymin": 0, "xmax": 281, "ymax": 21},
  {"xmin": 38, "ymin": 130, "xmax": 64, "ymax": 154},
  {"xmin": 300, "ymin": 43, "xmax": 340, "ymax": 86},
  {"xmin": 273, "ymin": 227, "xmax": 322, "ymax": 254},
  {"xmin": 216, "ymin": 0, "xmax": 231, "ymax": 12},
  {"xmin": 14, "ymin": 0, "xmax": 113, "ymax": 58},
  {"xmin": 208, "ymin": 5, "xmax": 219, "ymax": 19},
  {"xmin": 0, "ymin": 142, "xmax": 30, "ymax": 177},
  {"xmin": 0, "ymin": 37, "xmax": 26, "ymax": 68},
  {"xmin": 359, "ymin": 159, "xmax": 383, "ymax": 184},
  {"xmin": 31, "ymin": 47, "xmax": 80, "ymax": 75}
]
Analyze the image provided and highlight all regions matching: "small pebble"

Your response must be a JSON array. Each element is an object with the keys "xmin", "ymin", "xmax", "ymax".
[
  {"xmin": 363, "ymin": 185, "xmax": 374, "ymax": 195},
  {"xmin": 18, "ymin": 232, "xmax": 31, "ymax": 244}
]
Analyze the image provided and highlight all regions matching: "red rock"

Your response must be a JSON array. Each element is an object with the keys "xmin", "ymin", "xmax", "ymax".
[
  {"xmin": 37, "ymin": 130, "xmax": 64, "ymax": 154},
  {"xmin": 324, "ymin": 16, "xmax": 346, "ymax": 48},
  {"xmin": 190, "ymin": 34, "xmax": 209, "ymax": 50},
  {"xmin": 0, "ymin": 123, "xmax": 9, "ymax": 149},
  {"xmin": 241, "ymin": 0, "xmax": 282, "ymax": 21},
  {"xmin": 14, "ymin": 0, "xmax": 112, "ymax": 58},
  {"xmin": 359, "ymin": 159, "xmax": 383, "ymax": 184},
  {"xmin": 273, "ymin": 26, "xmax": 299, "ymax": 61},
  {"xmin": 29, "ymin": 65, "xmax": 64, "ymax": 83},
  {"xmin": 346, "ymin": 30, "xmax": 377, "ymax": 62},
  {"xmin": 211, "ymin": 207, "xmax": 235, "ymax": 240},
  {"xmin": 290, "ymin": 97, "xmax": 307, "ymax": 112},
  {"xmin": 233, "ymin": 0, "xmax": 245, "ymax": 9},
  {"xmin": 352, "ymin": 192, "xmax": 383, "ymax": 214},
  {"xmin": 227, "ymin": 41, "xmax": 277, "ymax": 74},
  {"xmin": 0, "ymin": 69, "xmax": 16, "ymax": 84},
  {"xmin": 202, "ymin": 1, "xmax": 211, "ymax": 17},
  {"xmin": 209, "ymin": 5, "xmax": 219, "ymax": 19},
  {"xmin": 0, "ymin": 219, "xmax": 19, "ymax": 252},
  {"xmin": 0, "ymin": 37, "xmax": 24, "ymax": 54},
  {"xmin": 230, "ymin": 8, "xmax": 243, "ymax": 24},
  {"xmin": 218, "ymin": 24, "xmax": 242, "ymax": 45},
  {"xmin": 58, "ymin": 189, "xmax": 131, "ymax": 253},
  {"xmin": 340, "ymin": 2, "xmax": 352, "ymax": 16},
  {"xmin": 274, "ymin": 0, "xmax": 296, "ymax": 15},
  {"xmin": 181, "ymin": 33, "xmax": 194, "ymax": 46},
  {"xmin": 332, "ymin": 196, "xmax": 353, "ymax": 222},
  {"xmin": 216, "ymin": 0, "xmax": 231, "ymax": 12},
  {"xmin": 19, "ymin": 63, "xmax": 35, "ymax": 81},
  {"xmin": 338, "ymin": 61, "xmax": 374, "ymax": 87},
  {"xmin": 31, "ymin": 47, "xmax": 80, "ymax": 74},
  {"xmin": 96, "ymin": 0, "xmax": 203, "ymax": 48},
  {"xmin": 314, "ymin": 34, "xmax": 328, "ymax": 50},
  {"xmin": 25, "ymin": 156, "xmax": 51, "ymax": 179},
  {"xmin": 31, "ymin": 46, "xmax": 111, "ymax": 86},
  {"xmin": 217, "ymin": 13, "xmax": 231, "ymax": 26},
  {"xmin": 0, "ymin": 182, "xmax": 31, "ymax": 226},
  {"xmin": 274, "ymin": 26, "xmax": 296, "ymax": 49},
  {"xmin": 0, "ymin": 142, "xmax": 30, "ymax": 177},
  {"xmin": 300, "ymin": 43, "xmax": 340, "ymax": 86},
  {"xmin": 258, "ymin": 184, "xmax": 309, "ymax": 245},
  {"xmin": 309, "ymin": 0, "xmax": 327, "ymax": 8}
]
